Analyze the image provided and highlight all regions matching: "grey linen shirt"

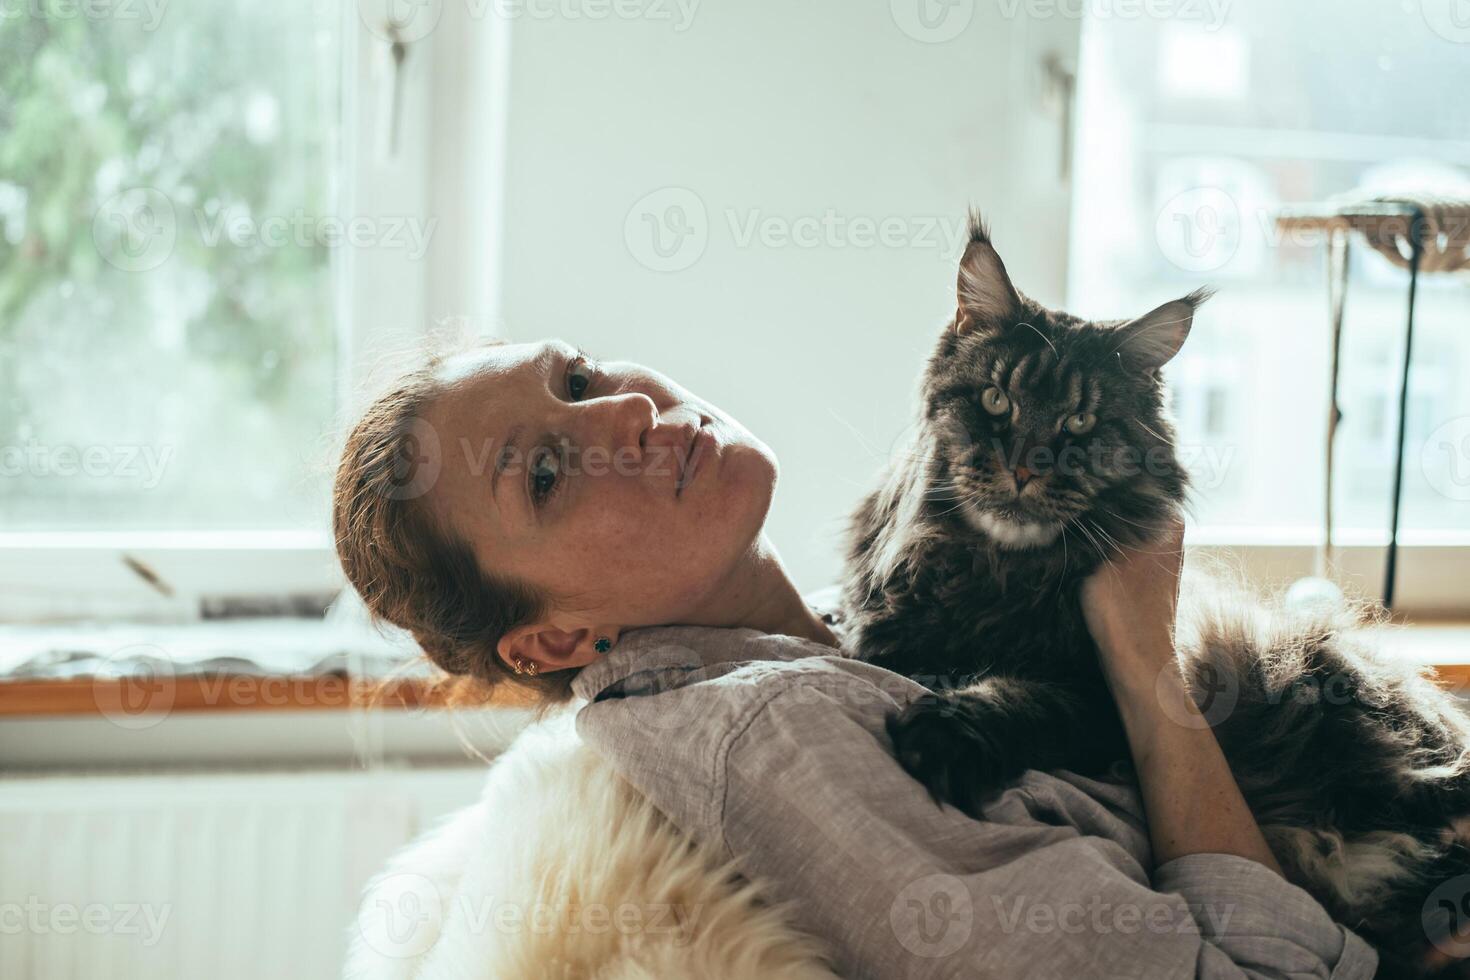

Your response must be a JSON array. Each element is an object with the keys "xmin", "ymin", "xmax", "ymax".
[{"xmin": 570, "ymin": 609, "xmax": 1377, "ymax": 980}]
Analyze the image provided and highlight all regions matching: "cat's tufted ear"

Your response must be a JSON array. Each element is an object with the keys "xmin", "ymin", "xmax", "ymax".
[
  {"xmin": 953, "ymin": 212, "xmax": 1021, "ymax": 336},
  {"xmin": 1114, "ymin": 287, "xmax": 1211, "ymax": 373}
]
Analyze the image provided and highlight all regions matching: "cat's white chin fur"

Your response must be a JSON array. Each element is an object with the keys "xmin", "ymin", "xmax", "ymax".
[{"xmin": 966, "ymin": 507, "xmax": 1062, "ymax": 550}]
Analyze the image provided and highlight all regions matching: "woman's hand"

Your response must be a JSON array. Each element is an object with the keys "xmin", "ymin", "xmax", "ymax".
[
  {"xmin": 1080, "ymin": 514, "xmax": 1184, "ymax": 683},
  {"xmin": 1079, "ymin": 514, "xmax": 1283, "ymax": 877}
]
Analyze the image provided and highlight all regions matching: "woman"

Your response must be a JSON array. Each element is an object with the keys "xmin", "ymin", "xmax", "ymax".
[{"xmin": 334, "ymin": 338, "xmax": 1377, "ymax": 978}]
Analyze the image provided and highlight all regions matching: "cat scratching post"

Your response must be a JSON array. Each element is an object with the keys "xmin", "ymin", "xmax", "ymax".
[{"xmin": 1276, "ymin": 194, "xmax": 1470, "ymax": 610}]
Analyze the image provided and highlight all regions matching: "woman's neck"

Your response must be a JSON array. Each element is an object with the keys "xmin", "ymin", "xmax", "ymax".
[{"xmin": 685, "ymin": 532, "xmax": 840, "ymax": 648}]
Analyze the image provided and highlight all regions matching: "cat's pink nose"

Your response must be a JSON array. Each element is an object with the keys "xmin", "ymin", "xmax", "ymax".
[{"xmin": 1013, "ymin": 465, "xmax": 1033, "ymax": 489}]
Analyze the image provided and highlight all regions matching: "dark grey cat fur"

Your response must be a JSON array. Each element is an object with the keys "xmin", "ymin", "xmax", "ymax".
[{"xmin": 840, "ymin": 212, "xmax": 1470, "ymax": 977}]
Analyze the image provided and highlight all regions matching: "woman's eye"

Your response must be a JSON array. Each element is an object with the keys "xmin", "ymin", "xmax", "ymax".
[
  {"xmin": 567, "ymin": 357, "xmax": 595, "ymax": 401},
  {"xmin": 981, "ymin": 386, "xmax": 1010, "ymax": 416},
  {"xmin": 530, "ymin": 447, "xmax": 561, "ymax": 504},
  {"xmin": 1064, "ymin": 412, "xmax": 1097, "ymax": 436}
]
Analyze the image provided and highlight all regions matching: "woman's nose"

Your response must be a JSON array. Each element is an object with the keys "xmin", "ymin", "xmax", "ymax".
[{"xmin": 596, "ymin": 392, "xmax": 658, "ymax": 459}]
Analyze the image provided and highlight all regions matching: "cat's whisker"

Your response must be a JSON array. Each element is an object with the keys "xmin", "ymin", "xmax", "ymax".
[
  {"xmin": 1134, "ymin": 420, "xmax": 1171, "ymax": 444},
  {"xmin": 1085, "ymin": 519, "xmax": 1123, "ymax": 556},
  {"xmin": 1016, "ymin": 321, "xmax": 1058, "ymax": 358}
]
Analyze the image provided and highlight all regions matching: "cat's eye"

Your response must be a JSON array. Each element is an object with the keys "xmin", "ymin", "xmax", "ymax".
[
  {"xmin": 1064, "ymin": 412, "xmax": 1097, "ymax": 436},
  {"xmin": 981, "ymin": 387, "xmax": 1010, "ymax": 416},
  {"xmin": 567, "ymin": 356, "xmax": 595, "ymax": 401}
]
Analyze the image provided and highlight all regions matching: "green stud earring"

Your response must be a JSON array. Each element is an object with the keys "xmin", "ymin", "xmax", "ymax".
[{"xmin": 594, "ymin": 636, "xmax": 612, "ymax": 654}]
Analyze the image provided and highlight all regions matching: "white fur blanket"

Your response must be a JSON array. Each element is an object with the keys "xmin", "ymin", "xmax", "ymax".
[{"xmin": 343, "ymin": 711, "xmax": 840, "ymax": 980}]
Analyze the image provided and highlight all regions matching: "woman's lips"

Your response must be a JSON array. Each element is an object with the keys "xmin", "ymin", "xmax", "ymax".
[{"xmin": 677, "ymin": 420, "xmax": 712, "ymax": 496}]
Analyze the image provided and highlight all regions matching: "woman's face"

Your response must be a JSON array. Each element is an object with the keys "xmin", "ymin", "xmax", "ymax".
[{"xmin": 421, "ymin": 340, "xmax": 778, "ymax": 662}]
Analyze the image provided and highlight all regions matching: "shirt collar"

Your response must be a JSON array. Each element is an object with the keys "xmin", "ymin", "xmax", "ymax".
[
  {"xmin": 570, "ymin": 604, "xmax": 847, "ymax": 703},
  {"xmin": 569, "ymin": 624, "xmax": 760, "ymax": 702}
]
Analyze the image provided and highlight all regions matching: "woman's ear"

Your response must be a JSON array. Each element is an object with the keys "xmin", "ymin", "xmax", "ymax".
[{"xmin": 496, "ymin": 623, "xmax": 620, "ymax": 674}]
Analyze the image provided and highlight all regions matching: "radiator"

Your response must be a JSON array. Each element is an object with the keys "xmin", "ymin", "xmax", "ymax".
[{"xmin": 0, "ymin": 767, "xmax": 486, "ymax": 980}]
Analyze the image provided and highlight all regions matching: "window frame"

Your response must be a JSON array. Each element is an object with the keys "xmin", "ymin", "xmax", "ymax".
[
  {"xmin": 3, "ymin": 9, "xmax": 1466, "ymax": 622},
  {"xmin": 0, "ymin": 3, "xmax": 512, "ymax": 621}
]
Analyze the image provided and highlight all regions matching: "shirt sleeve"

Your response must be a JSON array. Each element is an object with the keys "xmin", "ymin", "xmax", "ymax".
[
  {"xmin": 578, "ymin": 656, "xmax": 1378, "ymax": 980},
  {"xmin": 712, "ymin": 667, "xmax": 1379, "ymax": 980}
]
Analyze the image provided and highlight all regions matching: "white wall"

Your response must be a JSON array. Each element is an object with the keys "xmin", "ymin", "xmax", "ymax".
[{"xmin": 494, "ymin": 2, "xmax": 1078, "ymax": 591}]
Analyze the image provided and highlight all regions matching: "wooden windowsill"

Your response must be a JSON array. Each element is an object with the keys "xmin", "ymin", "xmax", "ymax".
[
  {"xmin": 3, "ymin": 623, "xmax": 1466, "ymax": 719},
  {"xmin": 0, "ymin": 673, "xmax": 536, "ymax": 718}
]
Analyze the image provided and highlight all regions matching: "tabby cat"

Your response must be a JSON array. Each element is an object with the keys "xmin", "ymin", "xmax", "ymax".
[{"xmin": 841, "ymin": 212, "xmax": 1470, "ymax": 977}]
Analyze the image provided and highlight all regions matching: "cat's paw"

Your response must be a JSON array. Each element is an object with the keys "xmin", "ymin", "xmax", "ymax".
[{"xmin": 885, "ymin": 693, "xmax": 1026, "ymax": 815}]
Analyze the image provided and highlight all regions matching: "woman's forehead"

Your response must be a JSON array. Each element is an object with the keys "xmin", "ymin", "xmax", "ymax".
[{"xmin": 436, "ymin": 339, "xmax": 574, "ymax": 389}]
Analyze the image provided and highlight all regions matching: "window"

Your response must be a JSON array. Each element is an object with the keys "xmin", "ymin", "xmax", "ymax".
[
  {"xmin": 1, "ymin": 0, "xmax": 342, "ymax": 532},
  {"xmin": 1069, "ymin": 2, "xmax": 1470, "ymax": 551},
  {"xmin": 0, "ymin": 2, "xmax": 488, "ymax": 614}
]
